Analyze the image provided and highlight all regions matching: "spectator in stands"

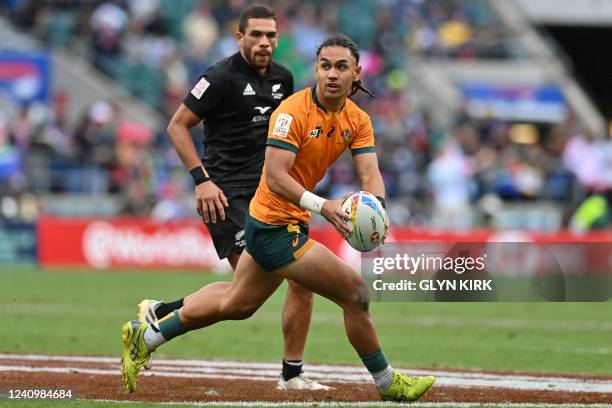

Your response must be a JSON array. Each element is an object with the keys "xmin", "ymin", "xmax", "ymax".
[
  {"xmin": 563, "ymin": 130, "xmax": 611, "ymax": 191},
  {"xmin": 10, "ymin": 107, "xmax": 33, "ymax": 151},
  {"xmin": 427, "ymin": 137, "xmax": 474, "ymax": 229},
  {"xmin": 114, "ymin": 121, "xmax": 155, "ymax": 214},
  {"xmin": 182, "ymin": 1, "xmax": 219, "ymax": 72},
  {"xmin": 89, "ymin": 1, "xmax": 128, "ymax": 73},
  {"xmin": 290, "ymin": 3, "xmax": 325, "ymax": 60},
  {"xmin": 571, "ymin": 192, "xmax": 612, "ymax": 231},
  {"xmin": 0, "ymin": 112, "xmax": 22, "ymax": 195},
  {"xmin": 69, "ymin": 101, "xmax": 116, "ymax": 194},
  {"xmin": 437, "ymin": 10, "xmax": 474, "ymax": 56}
]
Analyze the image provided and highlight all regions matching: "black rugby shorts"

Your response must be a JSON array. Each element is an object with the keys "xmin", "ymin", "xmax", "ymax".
[{"xmin": 204, "ymin": 186, "xmax": 256, "ymax": 259}]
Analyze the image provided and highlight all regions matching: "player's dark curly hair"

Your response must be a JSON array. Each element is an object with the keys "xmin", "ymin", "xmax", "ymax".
[
  {"xmin": 316, "ymin": 35, "xmax": 377, "ymax": 99},
  {"xmin": 238, "ymin": 4, "xmax": 276, "ymax": 33}
]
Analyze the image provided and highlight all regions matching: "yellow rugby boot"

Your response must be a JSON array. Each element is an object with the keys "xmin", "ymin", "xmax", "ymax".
[
  {"xmin": 121, "ymin": 320, "xmax": 153, "ymax": 392},
  {"xmin": 379, "ymin": 371, "xmax": 435, "ymax": 402},
  {"xmin": 136, "ymin": 299, "xmax": 161, "ymax": 370}
]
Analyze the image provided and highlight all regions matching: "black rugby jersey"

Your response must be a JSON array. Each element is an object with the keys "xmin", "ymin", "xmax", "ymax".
[{"xmin": 183, "ymin": 52, "xmax": 293, "ymax": 188}]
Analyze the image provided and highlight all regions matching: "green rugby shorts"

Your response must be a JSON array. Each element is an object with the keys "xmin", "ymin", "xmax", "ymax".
[{"xmin": 244, "ymin": 213, "xmax": 314, "ymax": 272}]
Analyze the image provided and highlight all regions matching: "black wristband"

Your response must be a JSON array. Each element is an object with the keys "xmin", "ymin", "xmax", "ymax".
[
  {"xmin": 189, "ymin": 166, "xmax": 210, "ymax": 185},
  {"xmin": 375, "ymin": 195, "xmax": 386, "ymax": 209}
]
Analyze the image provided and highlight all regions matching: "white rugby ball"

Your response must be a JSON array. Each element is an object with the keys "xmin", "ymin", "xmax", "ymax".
[{"xmin": 341, "ymin": 191, "xmax": 388, "ymax": 252}]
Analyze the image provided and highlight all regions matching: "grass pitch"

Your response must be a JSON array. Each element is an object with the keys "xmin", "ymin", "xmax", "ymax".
[{"xmin": 1, "ymin": 267, "xmax": 611, "ymax": 375}]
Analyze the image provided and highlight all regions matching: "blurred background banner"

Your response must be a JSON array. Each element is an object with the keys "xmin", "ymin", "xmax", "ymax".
[
  {"xmin": 0, "ymin": 220, "xmax": 36, "ymax": 266},
  {"xmin": 0, "ymin": 52, "xmax": 50, "ymax": 104},
  {"xmin": 36, "ymin": 216, "xmax": 612, "ymax": 270},
  {"xmin": 460, "ymin": 83, "xmax": 567, "ymax": 123},
  {"xmin": 37, "ymin": 217, "xmax": 226, "ymax": 270}
]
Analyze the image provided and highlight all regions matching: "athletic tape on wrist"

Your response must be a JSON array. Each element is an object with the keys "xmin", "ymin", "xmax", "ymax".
[
  {"xmin": 189, "ymin": 166, "xmax": 210, "ymax": 186},
  {"xmin": 299, "ymin": 191, "xmax": 326, "ymax": 214}
]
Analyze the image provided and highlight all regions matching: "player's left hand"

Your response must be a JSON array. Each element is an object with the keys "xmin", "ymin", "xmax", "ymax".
[{"xmin": 195, "ymin": 180, "xmax": 228, "ymax": 223}]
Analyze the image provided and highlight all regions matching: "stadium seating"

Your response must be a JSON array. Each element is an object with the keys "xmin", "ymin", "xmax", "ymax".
[{"xmin": 0, "ymin": 0, "xmax": 609, "ymax": 231}]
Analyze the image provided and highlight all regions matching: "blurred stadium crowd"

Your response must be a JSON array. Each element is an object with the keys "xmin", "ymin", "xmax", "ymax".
[{"xmin": 0, "ymin": 0, "xmax": 610, "ymax": 230}]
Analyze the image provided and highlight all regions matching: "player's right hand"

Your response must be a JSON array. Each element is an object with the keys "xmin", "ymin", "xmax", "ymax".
[
  {"xmin": 195, "ymin": 181, "xmax": 228, "ymax": 223},
  {"xmin": 321, "ymin": 198, "xmax": 352, "ymax": 237}
]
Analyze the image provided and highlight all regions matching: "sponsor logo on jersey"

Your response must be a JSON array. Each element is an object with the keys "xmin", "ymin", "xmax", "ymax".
[
  {"xmin": 254, "ymin": 106, "xmax": 271, "ymax": 114},
  {"xmin": 309, "ymin": 126, "xmax": 322, "ymax": 138},
  {"xmin": 190, "ymin": 77, "xmax": 210, "ymax": 99},
  {"xmin": 252, "ymin": 106, "xmax": 272, "ymax": 123},
  {"xmin": 271, "ymin": 83, "xmax": 283, "ymax": 99},
  {"xmin": 243, "ymin": 83, "xmax": 256, "ymax": 96},
  {"xmin": 272, "ymin": 113, "xmax": 293, "ymax": 138}
]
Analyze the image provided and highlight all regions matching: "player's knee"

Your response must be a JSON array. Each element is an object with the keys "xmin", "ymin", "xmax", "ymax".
[
  {"xmin": 342, "ymin": 271, "xmax": 371, "ymax": 311},
  {"xmin": 347, "ymin": 268, "xmax": 369, "ymax": 298},
  {"xmin": 357, "ymin": 278, "xmax": 371, "ymax": 311}
]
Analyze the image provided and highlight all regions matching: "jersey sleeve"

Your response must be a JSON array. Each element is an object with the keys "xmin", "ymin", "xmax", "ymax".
[
  {"xmin": 350, "ymin": 112, "xmax": 376, "ymax": 156},
  {"xmin": 182, "ymin": 67, "xmax": 225, "ymax": 120},
  {"xmin": 287, "ymin": 73, "xmax": 294, "ymax": 96},
  {"xmin": 266, "ymin": 102, "xmax": 303, "ymax": 154}
]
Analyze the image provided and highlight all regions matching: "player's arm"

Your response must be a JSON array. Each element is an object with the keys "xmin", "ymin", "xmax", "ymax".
[
  {"xmin": 353, "ymin": 152, "xmax": 385, "ymax": 198},
  {"xmin": 166, "ymin": 104, "xmax": 205, "ymax": 171},
  {"xmin": 167, "ymin": 104, "xmax": 228, "ymax": 223},
  {"xmin": 350, "ymin": 113, "xmax": 386, "ymax": 210},
  {"xmin": 265, "ymin": 146, "xmax": 351, "ymax": 235}
]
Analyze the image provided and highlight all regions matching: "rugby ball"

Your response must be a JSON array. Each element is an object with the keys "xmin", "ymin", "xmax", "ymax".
[{"xmin": 341, "ymin": 191, "xmax": 388, "ymax": 252}]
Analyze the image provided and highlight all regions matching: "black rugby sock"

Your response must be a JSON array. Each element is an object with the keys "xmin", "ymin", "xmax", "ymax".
[
  {"xmin": 282, "ymin": 359, "xmax": 303, "ymax": 381},
  {"xmin": 155, "ymin": 299, "xmax": 184, "ymax": 319}
]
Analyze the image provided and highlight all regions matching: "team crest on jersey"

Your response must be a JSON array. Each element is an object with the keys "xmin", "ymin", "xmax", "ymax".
[
  {"xmin": 341, "ymin": 129, "xmax": 353, "ymax": 144},
  {"xmin": 271, "ymin": 83, "xmax": 283, "ymax": 99}
]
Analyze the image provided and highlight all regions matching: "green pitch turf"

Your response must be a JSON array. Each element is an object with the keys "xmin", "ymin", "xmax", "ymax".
[{"xmin": 1, "ymin": 267, "xmax": 611, "ymax": 375}]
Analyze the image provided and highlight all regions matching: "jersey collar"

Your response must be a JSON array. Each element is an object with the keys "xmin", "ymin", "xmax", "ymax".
[
  {"xmin": 311, "ymin": 85, "xmax": 345, "ymax": 113},
  {"xmin": 235, "ymin": 52, "xmax": 270, "ymax": 77}
]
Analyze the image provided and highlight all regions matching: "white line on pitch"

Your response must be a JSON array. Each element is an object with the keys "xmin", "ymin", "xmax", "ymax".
[
  {"xmin": 2, "ymin": 363, "xmax": 612, "ymax": 394},
  {"xmin": 1, "ymin": 353, "xmax": 611, "ymax": 386}
]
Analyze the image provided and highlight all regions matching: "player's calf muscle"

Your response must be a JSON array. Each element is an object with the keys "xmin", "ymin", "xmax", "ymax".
[{"xmin": 219, "ymin": 296, "xmax": 259, "ymax": 320}]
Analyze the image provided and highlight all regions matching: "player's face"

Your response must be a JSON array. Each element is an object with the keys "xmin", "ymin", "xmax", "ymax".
[
  {"xmin": 236, "ymin": 18, "xmax": 278, "ymax": 72},
  {"xmin": 315, "ymin": 46, "xmax": 361, "ymax": 103}
]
